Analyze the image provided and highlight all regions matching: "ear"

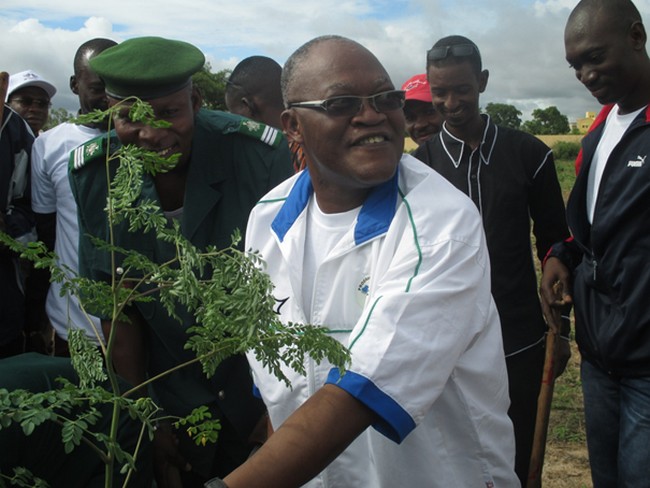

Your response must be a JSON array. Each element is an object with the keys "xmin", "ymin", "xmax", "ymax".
[
  {"xmin": 478, "ymin": 69, "xmax": 489, "ymax": 93},
  {"xmin": 629, "ymin": 20, "xmax": 647, "ymax": 51},
  {"xmin": 70, "ymin": 75, "xmax": 79, "ymax": 95},
  {"xmin": 241, "ymin": 97, "xmax": 257, "ymax": 118},
  {"xmin": 191, "ymin": 85, "xmax": 203, "ymax": 113},
  {"xmin": 281, "ymin": 108, "xmax": 303, "ymax": 144}
]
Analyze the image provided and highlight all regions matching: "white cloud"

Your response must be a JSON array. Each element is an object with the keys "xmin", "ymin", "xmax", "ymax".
[
  {"xmin": 2, "ymin": 0, "xmax": 648, "ymax": 121},
  {"xmin": 534, "ymin": 0, "xmax": 577, "ymax": 16},
  {"xmin": 2, "ymin": 16, "xmax": 116, "ymax": 111}
]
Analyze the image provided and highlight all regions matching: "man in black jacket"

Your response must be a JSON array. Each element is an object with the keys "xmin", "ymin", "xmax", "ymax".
[
  {"xmin": 542, "ymin": 0, "xmax": 650, "ymax": 486},
  {"xmin": 0, "ymin": 71, "xmax": 35, "ymax": 358}
]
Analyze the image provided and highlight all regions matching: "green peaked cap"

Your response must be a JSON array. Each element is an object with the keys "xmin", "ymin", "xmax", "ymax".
[{"xmin": 90, "ymin": 36, "xmax": 205, "ymax": 100}]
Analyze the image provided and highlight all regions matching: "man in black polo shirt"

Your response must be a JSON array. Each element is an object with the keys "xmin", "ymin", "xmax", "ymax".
[{"xmin": 413, "ymin": 35, "xmax": 570, "ymax": 485}]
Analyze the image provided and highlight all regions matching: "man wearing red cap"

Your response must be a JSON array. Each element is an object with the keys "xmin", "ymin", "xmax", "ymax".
[{"xmin": 401, "ymin": 73, "xmax": 443, "ymax": 146}]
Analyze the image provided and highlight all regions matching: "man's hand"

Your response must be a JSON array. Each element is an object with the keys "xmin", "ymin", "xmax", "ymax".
[
  {"xmin": 153, "ymin": 422, "xmax": 192, "ymax": 488},
  {"xmin": 540, "ymin": 257, "xmax": 573, "ymax": 320},
  {"xmin": 540, "ymin": 257, "xmax": 573, "ymax": 377}
]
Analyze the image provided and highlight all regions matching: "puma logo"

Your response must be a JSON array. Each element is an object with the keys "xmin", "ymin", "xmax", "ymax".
[{"xmin": 627, "ymin": 155, "xmax": 646, "ymax": 167}]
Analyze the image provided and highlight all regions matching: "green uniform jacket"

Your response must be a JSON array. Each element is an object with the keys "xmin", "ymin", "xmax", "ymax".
[{"xmin": 69, "ymin": 109, "xmax": 292, "ymax": 474}]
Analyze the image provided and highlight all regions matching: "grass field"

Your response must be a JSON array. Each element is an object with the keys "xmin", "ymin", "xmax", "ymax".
[{"xmin": 539, "ymin": 158, "xmax": 592, "ymax": 487}]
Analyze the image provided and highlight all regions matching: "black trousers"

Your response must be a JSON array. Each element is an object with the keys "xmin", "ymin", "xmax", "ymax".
[{"xmin": 506, "ymin": 341, "xmax": 545, "ymax": 487}]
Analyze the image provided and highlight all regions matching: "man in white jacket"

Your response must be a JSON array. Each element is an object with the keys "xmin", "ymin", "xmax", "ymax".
[
  {"xmin": 31, "ymin": 38, "xmax": 116, "ymax": 354},
  {"xmin": 215, "ymin": 35, "xmax": 518, "ymax": 488}
]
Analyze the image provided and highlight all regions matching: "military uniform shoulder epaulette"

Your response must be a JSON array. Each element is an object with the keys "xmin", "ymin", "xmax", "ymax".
[
  {"xmin": 234, "ymin": 118, "xmax": 284, "ymax": 148},
  {"xmin": 69, "ymin": 132, "xmax": 121, "ymax": 172},
  {"xmin": 201, "ymin": 110, "xmax": 285, "ymax": 148}
]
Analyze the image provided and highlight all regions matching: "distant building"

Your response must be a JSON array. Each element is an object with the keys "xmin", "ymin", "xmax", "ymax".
[{"xmin": 575, "ymin": 111, "xmax": 596, "ymax": 133}]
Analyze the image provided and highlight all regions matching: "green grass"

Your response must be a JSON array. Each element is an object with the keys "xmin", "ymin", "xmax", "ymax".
[
  {"xmin": 549, "ymin": 341, "xmax": 586, "ymax": 443},
  {"xmin": 555, "ymin": 158, "xmax": 577, "ymax": 201},
  {"xmin": 546, "ymin": 158, "xmax": 586, "ymax": 445}
]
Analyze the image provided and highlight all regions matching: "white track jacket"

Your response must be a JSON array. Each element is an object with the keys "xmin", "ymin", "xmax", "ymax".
[{"xmin": 245, "ymin": 154, "xmax": 519, "ymax": 488}]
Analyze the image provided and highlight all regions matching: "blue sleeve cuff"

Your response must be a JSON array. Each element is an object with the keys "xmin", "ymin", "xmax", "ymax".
[
  {"xmin": 252, "ymin": 383, "xmax": 262, "ymax": 399},
  {"xmin": 326, "ymin": 368, "xmax": 415, "ymax": 444}
]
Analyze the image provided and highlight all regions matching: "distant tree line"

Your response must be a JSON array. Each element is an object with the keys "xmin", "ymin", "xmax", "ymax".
[{"xmin": 485, "ymin": 102, "xmax": 571, "ymax": 135}]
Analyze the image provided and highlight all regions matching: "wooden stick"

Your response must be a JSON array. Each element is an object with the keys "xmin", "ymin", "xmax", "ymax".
[{"xmin": 526, "ymin": 311, "xmax": 561, "ymax": 488}]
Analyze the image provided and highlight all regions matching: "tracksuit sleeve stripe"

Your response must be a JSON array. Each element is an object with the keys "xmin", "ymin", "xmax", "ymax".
[{"xmin": 326, "ymin": 368, "xmax": 416, "ymax": 443}]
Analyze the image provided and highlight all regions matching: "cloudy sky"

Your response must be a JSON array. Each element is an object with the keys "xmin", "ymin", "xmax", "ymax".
[{"xmin": 3, "ymin": 0, "xmax": 649, "ymax": 122}]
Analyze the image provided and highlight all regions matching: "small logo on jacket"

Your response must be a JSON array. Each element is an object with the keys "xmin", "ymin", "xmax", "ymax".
[
  {"xmin": 627, "ymin": 155, "xmax": 646, "ymax": 167},
  {"xmin": 273, "ymin": 296, "xmax": 289, "ymax": 315},
  {"xmin": 355, "ymin": 276, "xmax": 371, "ymax": 307},
  {"xmin": 357, "ymin": 276, "xmax": 370, "ymax": 295}
]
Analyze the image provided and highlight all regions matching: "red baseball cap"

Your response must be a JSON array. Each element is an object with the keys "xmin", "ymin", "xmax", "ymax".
[{"xmin": 401, "ymin": 74, "xmax": 432, "ymax": 103}]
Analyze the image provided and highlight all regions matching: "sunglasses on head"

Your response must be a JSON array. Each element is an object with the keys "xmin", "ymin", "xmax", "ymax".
[
  {"xmin": 427, "ymin": 44, "xmax": 478, "ymax": 62},
  {"xmin": 288, "ymin": 90, "xmax": 405, "ymax": 117}
]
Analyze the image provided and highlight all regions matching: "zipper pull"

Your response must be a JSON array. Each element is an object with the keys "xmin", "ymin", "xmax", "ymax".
[{"xmin": 593, "ymin": 258, "xmax": 597, "ymax": 281}]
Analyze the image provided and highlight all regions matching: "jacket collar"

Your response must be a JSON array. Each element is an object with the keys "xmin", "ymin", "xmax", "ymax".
[
  {"xmin": 575, "ymin": 103, "xmax": 650, "ymax": 174},
  {"xmin": 272, "ymin": 167, "xmax": 399, "ymax": 246},
  {"xmin": 439, "ymin": 114, "xmax": 497, "ymax": 168}
]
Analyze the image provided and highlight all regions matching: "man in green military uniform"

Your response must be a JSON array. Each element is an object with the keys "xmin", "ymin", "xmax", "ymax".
[{"xmin": 69, "ymin": 37, "xmax": 293, "ymax": 487}]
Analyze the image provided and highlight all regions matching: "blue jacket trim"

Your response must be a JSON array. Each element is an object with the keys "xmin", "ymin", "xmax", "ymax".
[
  {"xmin": 271, "ymin": 170, "xmax": 313, "ymax": 242},
  {"xmin": 326, "ymin": 367, "xmax": 415, "ymax": 444},
  {"xmin": 271, "ymin": 169, "xmax": 399, "ymax": 245},
  {"xmin": 354, "ymin": 171, "xmax": 398, "ymax": 245}
]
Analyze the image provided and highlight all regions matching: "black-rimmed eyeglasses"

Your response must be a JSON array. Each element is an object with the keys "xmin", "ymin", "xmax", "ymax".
[
  {"xmin": 288, "ymin": 90, "xmax": 405, "ymax": 117},
  {"xmin": 427, "ymin": 44, "xmax": 478, "ymax": 62},
  {"xmin": 9, "ymin": 97, "xmax": 52, "ymax": 109}
]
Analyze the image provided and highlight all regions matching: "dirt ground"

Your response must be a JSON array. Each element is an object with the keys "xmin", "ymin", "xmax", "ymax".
[{"xmin": 543, "ymin": 442, "xmax": 591, "ymax": 487}]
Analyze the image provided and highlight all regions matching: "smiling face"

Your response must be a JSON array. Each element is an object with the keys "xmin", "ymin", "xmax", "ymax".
[
  {"xmin": 72, "ymin": 65, "xmax": 110, "ymax": 129},
  {"xmin": 74, "ymin": 65, "xmax": 108, "ymax": 114},
  {"xmin": 565, "ymin": 8, "xmax": 647, "ymax": 112},
  {"xmin": 427, "ymin": 60, "xmax": 487, "ymax": 136},
  {"xmin": 282, "ymin": 38, "xmax": 405, "ymax": 212},
  {"xmin": 110, "ymin": 84, "xmax": 201, "ymax": 173},
  {"xmin": 403, "ymin": 99, "xmax": 443, "ymax": 145}
]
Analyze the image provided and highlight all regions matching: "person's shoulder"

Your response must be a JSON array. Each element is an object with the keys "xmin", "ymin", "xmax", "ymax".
[
  {"xmin": 2, "ymin": 105, "xmax": 33, "ymax": 139},
  {"xmin": 496, "ymin": 124, "xmax": 550, "ymax": 150},
  {"xmin": 35, "ymin": 121, "xmax": 75, "ymax": 145},
  {"xmin": 42, "ymin": 121, "xmax": 74, "ymax": 134},
  {"xmin": 398, "ymin": 155, "xmax": 483, "ymax": 239},
  {"xmin": 196, "ymin": 109, "xmax": 285, "ymax": 149},
  {"xmin": 68, "ymin": 131, "xmax": 119, "ymax": 173},
  {"xmin": 249, "ymin": 171, "xmax": 302, "ymax": 219},
  {"xmin": 400, "ymin": 153, "xmax": 455, "ymax": 197},
  {"xmin": 412, "ymin": 133, "xmax": 444, "ymax": 165},
  {"xmin": 400, "ymin": 154, "xmax": 474, "ymax": 206}
]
